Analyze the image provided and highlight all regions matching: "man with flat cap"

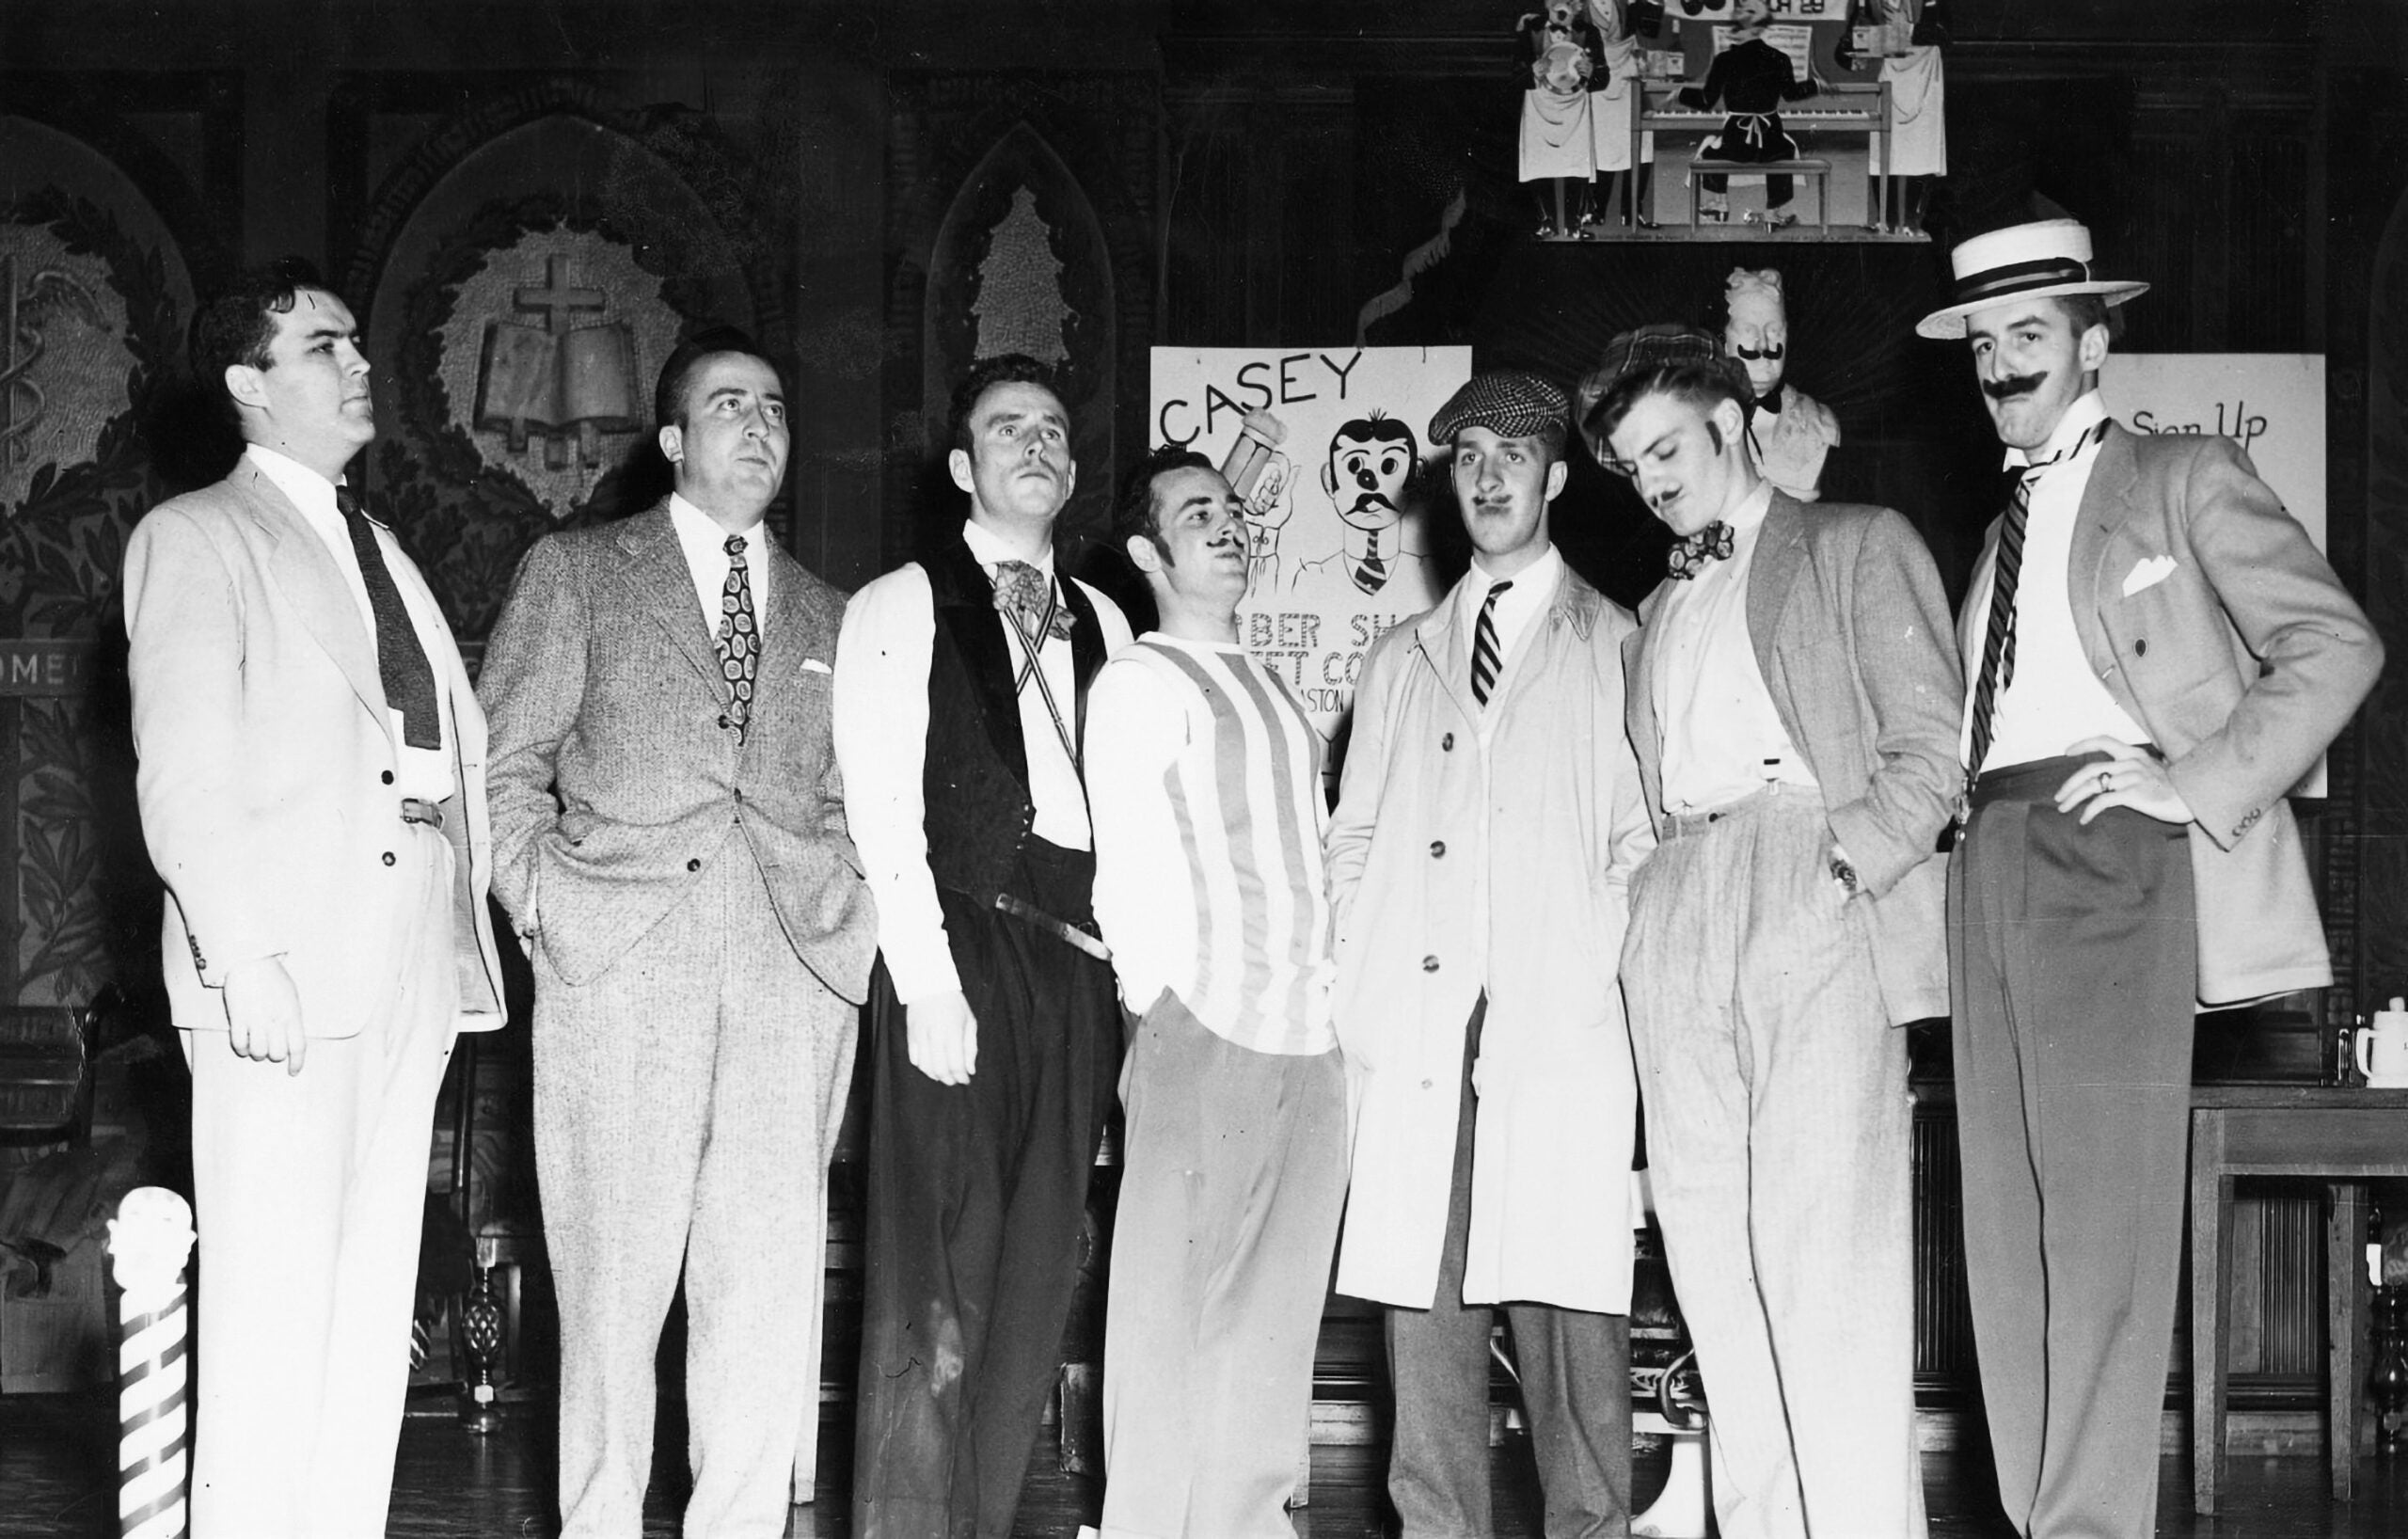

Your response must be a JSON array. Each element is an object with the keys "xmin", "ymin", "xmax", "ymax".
[
  {"xmin": 1922, "ymin": 217, "xmax": 2382, "ymax": 1539},
  {"xmin": 1327, "ymin": 369, "xmax": 1653, "ymax": 1537},
  {"xmin": 1587, "ymin": 325, "xmax": 1958, "ymax": 1539}
]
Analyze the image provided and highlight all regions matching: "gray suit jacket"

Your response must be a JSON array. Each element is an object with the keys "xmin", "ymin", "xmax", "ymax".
[
  {"xmin": 1627, "ymin": 495, "xmax": 1963, "ymax": 1024},
  {"xmin": 1956, "ymin": 423, "xmax": 2383, "ymax": 1006},
  {"xmin": 478, "ymin": 502, "xmax": 877, "ymax": 1001}
]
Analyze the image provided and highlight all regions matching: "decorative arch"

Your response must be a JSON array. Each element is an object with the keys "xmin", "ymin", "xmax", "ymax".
[{"xmin": 920, "ymin": 121, "xmax": 1117, "ymax": 540}]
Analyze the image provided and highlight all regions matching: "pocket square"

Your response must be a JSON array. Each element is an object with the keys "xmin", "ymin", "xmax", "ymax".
[
  {"xmin": 802, "ymin": 658, "xmax": 834, "ymax": 674},
  {"xmin": 2121, "ymin": 555, "xmax": 2178, "ymax": 597}
]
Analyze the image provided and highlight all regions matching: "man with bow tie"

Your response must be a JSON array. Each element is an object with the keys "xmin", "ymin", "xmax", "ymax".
[
  {"xmin": 835, "ymin": 353, "xmax": 1133, "ymax": 1539},
  {"xmin": 1585, "ymin": 325, "xmax": 1959, "ymax": 1539},
  {"xmin": 126, "ymin": 259, "xmax": 508, "ymax": 1538},
  {"xmin": 481, "ymin": 328, "xmax": 876, "ymax": 1537},
  {"xmin": 1922, "ymin": 219, "xmax": 2381, "ymax": 1539}
]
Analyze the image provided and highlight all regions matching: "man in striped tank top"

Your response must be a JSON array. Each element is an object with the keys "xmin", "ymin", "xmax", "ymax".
[{"xmin": 1081, "ymin": 447, "xmax": 1349, "ymax": 1539}]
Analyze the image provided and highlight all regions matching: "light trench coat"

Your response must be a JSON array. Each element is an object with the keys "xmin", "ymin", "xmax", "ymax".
[{"xmin": 1325, "ymin": 562, "xmax": 1654, "ymax": 1315}]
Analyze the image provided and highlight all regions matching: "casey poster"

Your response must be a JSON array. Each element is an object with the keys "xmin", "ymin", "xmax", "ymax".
[{"xmin": 1149, "ymin": 345, "xmax": 1474, "ymax": 753}]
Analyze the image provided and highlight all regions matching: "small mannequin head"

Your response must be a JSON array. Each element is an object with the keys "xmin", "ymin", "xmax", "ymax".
[{"xmin": 1718, "ymin": 267, "xmax": 1790, "ymax": 402}]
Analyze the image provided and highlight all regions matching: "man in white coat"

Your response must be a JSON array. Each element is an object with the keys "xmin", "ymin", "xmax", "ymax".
[
  {"xmin": 1326, "ymin": 370, "xmax": 1654, "ymax": 1537},
  {"xmin": 124, "ymin": 260, "xmax": 506, "ymax": 1537}
]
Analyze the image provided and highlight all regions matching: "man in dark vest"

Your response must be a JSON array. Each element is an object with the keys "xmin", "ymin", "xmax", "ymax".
[{"xmin": 834, "ymin": 353, "xmax": 1133, "ymax": 1538}]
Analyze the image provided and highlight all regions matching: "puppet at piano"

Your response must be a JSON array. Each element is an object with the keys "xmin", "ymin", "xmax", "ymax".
[
  {"xmin": 1518, "ymin": 1, "xmax": 1603, "ymax": 239},
  {"xmin": 1583, "ymin": 1, "xmax": 1658, "ymax": 230},
  {"xmin": 1679, "ymin": 0, "xmax": 1819, "ymax": 228},
  {"xmin": 1715, "ymin": 266, "xmax": 1838, "ymax": 500}
]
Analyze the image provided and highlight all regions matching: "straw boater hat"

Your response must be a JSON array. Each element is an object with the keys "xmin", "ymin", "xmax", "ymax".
[{"xmin": 1914, "ymin": 218, "xmax": 2150, "ymax": 340}]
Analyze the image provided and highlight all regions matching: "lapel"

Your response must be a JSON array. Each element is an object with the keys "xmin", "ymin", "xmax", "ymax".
[
  {"xmin": 245, "ymin": 463, "xmax": 395, "ymax": 753},
  {"xmin": 1745, "ymin": 492, "xmax": 1810, "ymax": 690},
  {"xmin": 752, "ymin": 537, "xmax": 816, "ymax": 690},
  {"xmin": 1411, "ymin": 578, "xmax": 1481, "ymax": 728},
  {"xmin": 2065, "ymin": 422, "xmax": 2142, "ymax": 668},
  {"xmin": 612, "ymin": 503, "xmax": 721, "ymax": 690},
  {"xmin": 1624, "ymin": 581, "xmax": 1666, "ymax": 770}
]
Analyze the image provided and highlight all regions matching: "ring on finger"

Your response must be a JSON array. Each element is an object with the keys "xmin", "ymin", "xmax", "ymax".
[{"xmin": 2098, "ymin": 770, "xmax": 2112, "ymax": 793}]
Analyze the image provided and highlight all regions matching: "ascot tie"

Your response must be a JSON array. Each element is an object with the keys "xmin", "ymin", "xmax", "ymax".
[
  {"xmin": 1962, "ymin": 418, "xmax": 2112, "ymax": 800},
  {"xmin": 1667, "ymin": 520, "xmax": 1735, "ymax": 580},
  {"xmin": 1471, "ymin": 579, "xmax": 1513, "ymax": 706},
  {"xmin": 716, "ymin": 533, "xmax": 758, "ymax": 739},
  {"xmin": 1353, "ymin": 529, "xmax": 1388, "ymax": 595},
  {"xmin": 991, "ymin": 559, "xmax": 1075, "ymax": 642},
  {"xmin": 335, "ymin": 485, "xmax": 441, "ymax": 750}
]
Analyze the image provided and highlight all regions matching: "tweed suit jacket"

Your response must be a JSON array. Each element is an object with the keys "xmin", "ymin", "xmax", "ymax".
[
  {"xmin": 1955, "ymin": 423, "xmax": 2383, "ymax": 1006},
  {"xmin": 122, "ymin": 460, "xmax": 507, "ymax": 1038},
  {"xmin": 1626, "ymin": 494, "xmax": 1963, "ymax": 1024},
  {"xmin": 479, "ymin": 502, "xmax": 876, "ymax": 1001}
]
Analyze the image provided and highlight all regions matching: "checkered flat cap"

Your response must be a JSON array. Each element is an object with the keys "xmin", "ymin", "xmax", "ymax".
[
  {"xmin": 1429, "ymin": 370, "xmax": 1569, "ymax": 444},
  {"xmin": 1575, "ymin": 325, "xmax": 1748, "ymax": 465}
]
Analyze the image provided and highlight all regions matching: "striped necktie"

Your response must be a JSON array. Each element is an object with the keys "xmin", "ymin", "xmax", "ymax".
[
  {"xmin": 1353, "ymin": 529, "xmax": 1387, "ymax": 594},
  {"xmin": 1962, "ymin": 419, "xmax": 2108, "ymax": 799},
  {"xmin": 1472, "ymin": 579, "xmax": 1513, "ymax": 706},
  {"xmin": 716, "ymin": 534, "xmax": 758, "ymax": 738},
  {"xmin": 335, "ymin": 485, "xmax": 441, "ymax": 750}
]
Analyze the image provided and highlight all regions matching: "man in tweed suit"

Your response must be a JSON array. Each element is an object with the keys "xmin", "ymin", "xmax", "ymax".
[
  {"xmin": 1588, "ymin": 326, "xmax": 1959, "ymax": 1539},
  {"xmin": 480, "ymin": 328, "xmax": 877, "ymax": 1538}
]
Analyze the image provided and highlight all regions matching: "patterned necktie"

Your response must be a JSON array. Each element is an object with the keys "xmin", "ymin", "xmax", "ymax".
[
  {"xmin": 991, "ymin": 559, "xmax": 1075, "ymax": 642},
  {"xmin": 716, "ymin": 533, "xmax": 758, "ymax": 738},
  {"xmin": 1963, "ymin": 419, "xmax": 2110, "ymax": 797},
  {"xmin": 1472, "ymin": 579, "xmax": 1513, "ymax": 706},
  {"xmin": 335, "ymin": 485, "xmax": 441, "ymax": 750},
  {"xmin": 1667, "ymin": 520, "xmax": 1736, "ymax": 580},
  {"xmin": 1353, "ymin": 528, "xmax": 1387, "ymax": 595}
]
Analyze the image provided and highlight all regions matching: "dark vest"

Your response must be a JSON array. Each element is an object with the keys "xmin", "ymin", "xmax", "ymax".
[{"xmin": 922, "ymin": 532, "xmax": 1105, "ymax": 907}]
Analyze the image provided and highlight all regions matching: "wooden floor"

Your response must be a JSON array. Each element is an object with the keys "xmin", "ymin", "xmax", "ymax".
[{"xmin": 5, "ymin": 1391, "xmax": 2406, "ymax": 1537}]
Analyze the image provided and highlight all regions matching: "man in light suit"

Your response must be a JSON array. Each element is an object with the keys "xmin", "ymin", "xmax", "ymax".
[
  {"xmin": 1587, "ymin": 325, "xmax": 1959, "ymax": 1539},
  {"xmin": 1327, "ymin": 371, "xmax": 1654, "ymax": 1538},
  {"xmin": 124, "ymin": 259, "xmax": 506, "ymax": 1538},
  {"xmin": 480, "ymin": 328, "xmax": 876, "ymax": 1538},
  {"xmin": 1920, "ymin": 218, "xmax": 2383, "ymax": 1539}
]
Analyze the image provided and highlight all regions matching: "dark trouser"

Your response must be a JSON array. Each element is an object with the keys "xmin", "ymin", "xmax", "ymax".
[
  {"xmin": 852, "ymin": 839, "xmax": 1122, "ymax": 1539},
  {"xmin": 1950, "ymin": 754, "xmax": 2197, "ymax": 1539},
  {"xmin": 1699, "ymin": 118, "xmax": 1800, "ymax": 209},
  {"xmin": 1386, "ymin": 999, "xmax": 1633, "ymax": 1539},
  {"xmin": 1098, "ymin": 990, "xmax": 1348, "ymax": 1539}
]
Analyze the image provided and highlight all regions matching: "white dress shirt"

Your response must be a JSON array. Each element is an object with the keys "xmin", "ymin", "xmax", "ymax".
[
  {"xmin": 833, "ymin": 519, "xmax": 1134, "ymax": 1006},
  {"xmin": 246, "ymin": 445, "xmax": 454, "ymax": 801},
  {"xmin": 1961, "ymin": 391, "xmax": 2151, "ymax": 772},
  {"xmin": 1455, "ymin": 543, "xmax": 1562, "ymax": 749},
  {"xmin": 667, "ymin": 492, "xmax": 770, "ymax": 647},
  {"xmin": 1649, "ymin": 482, "xmax": 1819, "ymax": 815}
]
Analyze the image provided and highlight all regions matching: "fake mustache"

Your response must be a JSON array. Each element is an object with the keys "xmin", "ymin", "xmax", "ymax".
[{"xmin": 1983, "ymin": 372, "xmax": 2048, "ymax": 402}]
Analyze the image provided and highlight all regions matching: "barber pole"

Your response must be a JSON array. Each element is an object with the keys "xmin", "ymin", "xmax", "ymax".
[{"xmin": 106, "ymin": 1187, "xmax": 197, "ymax": 1539}]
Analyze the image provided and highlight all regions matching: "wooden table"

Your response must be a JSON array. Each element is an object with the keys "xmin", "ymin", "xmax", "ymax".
[{"xmin": 2190, "ymin": 1086, "xmax": 2408, "ymax": 1515}]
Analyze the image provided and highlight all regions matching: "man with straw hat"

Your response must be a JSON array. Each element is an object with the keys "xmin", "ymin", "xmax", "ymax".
[{"xmin": 1922, "ymin": 216, "xmax": 2383, "ymax": 1538}]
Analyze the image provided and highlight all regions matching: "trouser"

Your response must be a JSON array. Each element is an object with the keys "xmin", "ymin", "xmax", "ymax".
[
  {"xmin": 187, "ymin": 818, "xmax": 456, "ymax": 1539},
  {"xmin": 853, "ymin": 837, "xmax": 1122, "ymax": 1539},
  {"xmin": 537, "ymin": 833, "xmax": 855, "ymax": 1539},
  {"xmin": 1386, "ymin": 997, "xmax": 1634, "ymax": 1539},
  {"xmin": 1698, "ymin": 118, "xmax": 1801, "ymax": 210},
  {"xmin": 1621, "ymin": 785, "xmax": 1925, "ymax": 1539},
  {"xmin": 1951, "ymin": 754, "xmax": 2196, "ymax": 1539},
  {"xmin": 1094, "ymin": 990, "xmax": 1347, "ymax": 1539}
]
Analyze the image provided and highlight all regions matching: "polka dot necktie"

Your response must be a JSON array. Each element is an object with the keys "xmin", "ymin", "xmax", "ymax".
[{"xmin": 716, "ymin": 533, "xmax": 757, "ymax": 739}]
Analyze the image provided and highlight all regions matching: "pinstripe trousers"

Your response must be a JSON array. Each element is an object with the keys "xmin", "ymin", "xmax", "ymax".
[
  {"xmin": 535, "ymin": 827, "xmax": 858, "ymax": 1539},
  {"xmin": 1623, "ymin": 787, "xmax": 1926, "ymax": 1539}
]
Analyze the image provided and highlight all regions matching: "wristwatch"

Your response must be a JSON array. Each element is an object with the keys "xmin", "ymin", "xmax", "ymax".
[{"xmin": 1829, "ymin": 851, "xmax": 1861, "ymax": 896}]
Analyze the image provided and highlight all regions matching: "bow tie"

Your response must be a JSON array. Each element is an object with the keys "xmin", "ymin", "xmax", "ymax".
[
  {"xmin": 991, "ymin": 559, "xmax": 1075, "ymax": 642},
  {"xmin": 1667, "ymin": 521, "xmax": 1735, "ymax": 580}
]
